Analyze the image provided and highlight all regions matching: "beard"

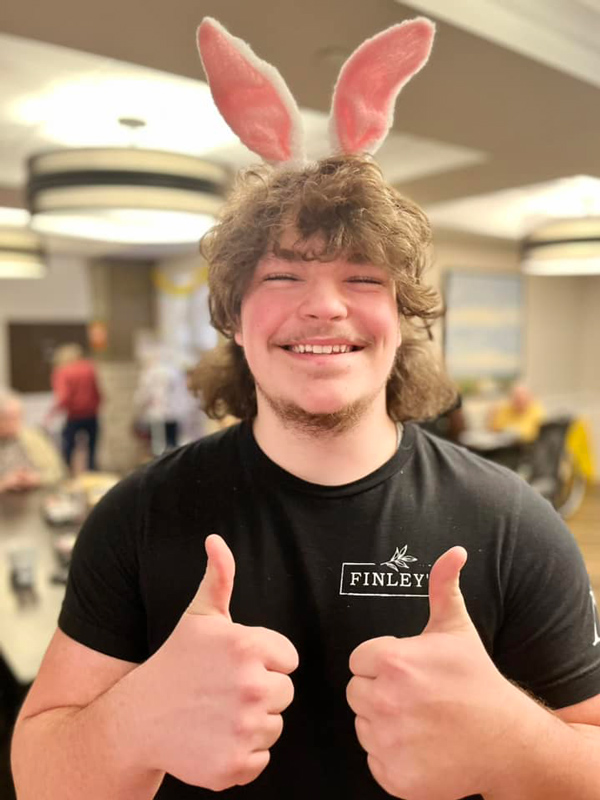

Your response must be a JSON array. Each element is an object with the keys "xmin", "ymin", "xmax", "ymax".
[{"xmin": 255, "ymin": 380, "xmax": 386, "ymax": 437}]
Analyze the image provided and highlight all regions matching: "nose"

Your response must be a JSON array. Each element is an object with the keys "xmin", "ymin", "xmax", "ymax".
[{"xmin": 298, "ymin": 278, "xmax": 348, "ymax": 321}]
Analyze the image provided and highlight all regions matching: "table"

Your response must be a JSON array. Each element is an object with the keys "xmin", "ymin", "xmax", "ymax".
[
  {"xmin": 458, "ymin": 429, "xmax": 520, "ymax": 451},
  {"xmin": 0, "ymin": 491, "xmax": 75, "ymax": 684}
]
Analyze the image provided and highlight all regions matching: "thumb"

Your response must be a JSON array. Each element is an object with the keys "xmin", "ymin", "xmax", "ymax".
[
  {"xmin": 187, "ymin": 534, "xmax": 235, "ymax": 619},
  {"xmin": 423, "ymin": 546, "xmax": 474, "ymax": 636}
]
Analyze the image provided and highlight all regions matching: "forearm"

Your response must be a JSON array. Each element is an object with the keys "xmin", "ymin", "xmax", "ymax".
[
  {"xmin": 12, "ymin": 677, "xmax": 165, "ymax": 800},
  {"xmin": 485, "ymin": 715, "xmax": 600, "ymax": 800}
]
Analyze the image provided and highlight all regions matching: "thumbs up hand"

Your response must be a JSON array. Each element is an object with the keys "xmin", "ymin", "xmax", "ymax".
[
  {"xmin": 130, "ymin": 535, "xmax": 299, "ymax": 791},
  {"xmin": 347, "ymin": 547, "xmax": 538, "ymax": 799}
]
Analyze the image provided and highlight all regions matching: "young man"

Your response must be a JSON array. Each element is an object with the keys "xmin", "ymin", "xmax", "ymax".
[{"xmin": 10, "ymin": 155, "xmax": 600, "ymax": 800}]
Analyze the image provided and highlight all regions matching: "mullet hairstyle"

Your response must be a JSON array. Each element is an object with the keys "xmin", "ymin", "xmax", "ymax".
[{"xmin": 189, "ymin": 154, "xmax": 457, "ymax": 422}]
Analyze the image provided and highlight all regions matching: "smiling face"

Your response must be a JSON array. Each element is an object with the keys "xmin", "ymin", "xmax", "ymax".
[{"xmin": 234, "ymin": 235, "xmax": 402, "ymax": 431}]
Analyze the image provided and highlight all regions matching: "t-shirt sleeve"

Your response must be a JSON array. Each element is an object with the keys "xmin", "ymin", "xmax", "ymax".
[
  {"xmin": 494, "ymin": 480, "xmax": 600, "ymax": 709},
  {"xmin": 58, "ymin": 470, "xmax": 148, "ymax": 663}
]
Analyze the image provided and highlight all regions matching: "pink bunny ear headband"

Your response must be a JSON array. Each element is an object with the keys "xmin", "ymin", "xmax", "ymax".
[{"xmin": 197, "ymin": 17, "xmax": 435, "ymax": 166}]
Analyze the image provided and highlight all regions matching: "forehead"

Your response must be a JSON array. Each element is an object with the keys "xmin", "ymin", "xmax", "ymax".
[{"xmin": 264, "ymin": 228, "xmax": 371, "ymax": 265}]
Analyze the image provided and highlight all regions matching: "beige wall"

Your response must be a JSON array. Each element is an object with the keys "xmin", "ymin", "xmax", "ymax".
[
  {"xmin": 524, "ymin": 276, "xmax": 583, "ymax": 395},
  {"xmin": 432, "ymin": 230, "xmax": 520, "ymax": 278}
]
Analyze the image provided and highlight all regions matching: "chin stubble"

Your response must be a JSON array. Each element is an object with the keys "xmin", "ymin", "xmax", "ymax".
[{"xmin": 256, "ymin": 382, "xmax": 383, "ymax": 437}]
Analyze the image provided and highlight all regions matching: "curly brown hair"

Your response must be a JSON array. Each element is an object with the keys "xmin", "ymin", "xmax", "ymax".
[{"xmin": 189, "ymin": 154, "xmax": 457, "ymax": 422}]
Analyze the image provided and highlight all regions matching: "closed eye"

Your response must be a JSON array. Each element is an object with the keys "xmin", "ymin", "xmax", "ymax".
[
  {"xmin": 347, "ymin": 277, "xmax": 385, "ymax": 285},
  {"xmin": 263, "ymin": 273, "xmax": 301, "ymax": 282}
]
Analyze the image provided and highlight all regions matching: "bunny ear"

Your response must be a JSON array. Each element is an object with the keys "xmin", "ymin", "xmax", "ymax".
[
  {"xmin": 329, "ymin": 18, "xmax": 435, "ymax": 156},
  {"xmin": 197, "ymin": 18, "xmax": 305, "ymax": 164}
]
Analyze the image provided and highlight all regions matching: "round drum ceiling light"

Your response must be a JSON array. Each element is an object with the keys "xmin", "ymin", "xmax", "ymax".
[
  {"xmin": 522, "ymin": 217, "xmax": 600, "ymax": 276},
  {"xmin": 0, "ymin": 227, "xmax": 46, "ymax": 279},
  {"xmin": 27, "ymin": 148, "xmax": 230, "ymax": 245}
]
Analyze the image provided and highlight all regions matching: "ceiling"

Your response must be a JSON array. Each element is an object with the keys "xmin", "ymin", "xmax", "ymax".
[{"xmin": 0, "ymin": 0, "xmax": 599, "ymax": 253}]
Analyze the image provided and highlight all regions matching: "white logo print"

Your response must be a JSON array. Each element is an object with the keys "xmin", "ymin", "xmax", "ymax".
[
  {"xmin": 339, "ymin": 545, "xmax": 430, "ymax": 598},
  {"xmin": 381, "ymin": 545, "xmax": 418, "ymax": 572},
  {"xmin": 590, "ymin": 589, "xmax": 600, "ymax": 647}
]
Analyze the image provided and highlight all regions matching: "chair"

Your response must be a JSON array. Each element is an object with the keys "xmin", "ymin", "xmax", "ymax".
[{"xmin": 526, "ymin": 417, "xmax": 577, "ymax": 513}]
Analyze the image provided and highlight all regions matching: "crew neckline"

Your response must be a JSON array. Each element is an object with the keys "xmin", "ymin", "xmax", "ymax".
[{"xmin": 238, "ymin": 421, "xmax": 417, "ymax": 498}]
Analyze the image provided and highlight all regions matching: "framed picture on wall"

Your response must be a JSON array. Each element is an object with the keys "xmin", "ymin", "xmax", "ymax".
[
  {"xmin": 8, "ymin": 321, "xmax": 89, "ymax": 393},
  {"xmin": 443, "ymin": 271, "xmax": 523, "ymax": 392}
]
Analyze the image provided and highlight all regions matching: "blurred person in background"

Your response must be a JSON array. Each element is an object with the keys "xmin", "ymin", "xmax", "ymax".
[
  {"xmin": 0, "ymin": 389, "xmax": 64, "ymax": 493},
  {"xmin": 489, "ymin": 382, "xmax": 545, "ymax": 443},
  {"xmin": 134, "ymin": 346, "xmax": 194, "ymax": 456},
  {"xmin": 47, "ymin": 344, "xmax": 102, "ymax": 472}
]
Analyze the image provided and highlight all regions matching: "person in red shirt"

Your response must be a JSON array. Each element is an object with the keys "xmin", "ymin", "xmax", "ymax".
[{"xmin": 49, "ymin": 343, "xmax": 102, "ymax": 471}]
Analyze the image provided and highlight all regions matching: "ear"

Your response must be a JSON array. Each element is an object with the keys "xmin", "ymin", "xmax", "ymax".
[
  {"xmin": 234, "ymin": 327, "xmax": 243, "ymax": 347},
  {"xmin": 329, "ymin": 18, "xmax": 435, "ymax": 156},
  {"xmin": 197, "ymin": 18, "xmax": 305, "ymax": 164}
]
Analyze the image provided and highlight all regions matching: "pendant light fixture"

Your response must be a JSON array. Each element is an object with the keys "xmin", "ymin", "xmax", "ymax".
[
  {"xmin": 522, "ymin": 217, "xmax": 600, "ymax": 276},
  {"xmin": 26, "ymin": 119, "xmax": 230, "ymax": 246}
]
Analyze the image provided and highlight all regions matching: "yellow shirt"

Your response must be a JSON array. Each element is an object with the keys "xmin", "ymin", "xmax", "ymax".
[{"xmin": 491, "ymin": 401, "xmax": 545, "ymax": 443}]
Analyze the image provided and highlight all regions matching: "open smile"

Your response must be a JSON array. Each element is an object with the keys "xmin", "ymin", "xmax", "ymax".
[{"xmin": 280, "ymin": 343, "xmax": 365, "ymax": 355}]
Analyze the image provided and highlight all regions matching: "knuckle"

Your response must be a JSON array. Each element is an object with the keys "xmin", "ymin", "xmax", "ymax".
[
  {"xmin": 231, "ymin": 712, "xmax": 255, "ymax": 740},
  {"xmin": 229, "ymin": 627, "xmax": 258, "ymax": 661},
  {"xmin": 371, "ymin": 685, "xmax": 397, "ymax": 716},
  {"xmin": 379, "ymin": 649, "xmax": 405, "ymax": 677},
  {"xmin": 237, "ymin": 675, "xmax": 267, "ymax": 704}
]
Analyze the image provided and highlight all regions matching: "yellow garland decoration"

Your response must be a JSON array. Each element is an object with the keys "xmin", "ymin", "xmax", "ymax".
[{"xmin": 152, "ymin": 265, "xmax": 208, "ymax": 296}]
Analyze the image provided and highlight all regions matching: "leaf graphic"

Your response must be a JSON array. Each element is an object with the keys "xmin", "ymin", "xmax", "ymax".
[{"xmin": 381, "ymin": 545, "xmax": 418, "ymax": 570}]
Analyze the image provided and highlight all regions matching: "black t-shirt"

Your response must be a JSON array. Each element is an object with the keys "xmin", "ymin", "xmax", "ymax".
[{"xmin": 59, "ymin": 422, "xmax": 600, "ymax": 799}]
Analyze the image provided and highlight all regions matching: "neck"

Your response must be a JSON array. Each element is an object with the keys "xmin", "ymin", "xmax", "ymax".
[{"xmin": 252, "ymin": 400, "xmax": 399, "ymax": 485}]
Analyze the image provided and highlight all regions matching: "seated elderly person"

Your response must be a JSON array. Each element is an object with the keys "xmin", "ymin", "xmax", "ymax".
[
  {"xmin": 489, "ymin": 383, "xmax": 545, "ymax": 444},
  {"xmin": 0, "ymin": 389, "xmax": 65, "ymax": 493}
]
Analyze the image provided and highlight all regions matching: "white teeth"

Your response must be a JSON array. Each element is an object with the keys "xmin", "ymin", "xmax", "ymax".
[{"xmin": 289, "ymin": 343, "xmax": 355, "ymax": 354}]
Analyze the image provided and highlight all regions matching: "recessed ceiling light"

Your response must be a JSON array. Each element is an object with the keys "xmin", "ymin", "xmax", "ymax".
[{"xmin": 0, "ymin": 226, "xmax": 46, "ymax": 279}]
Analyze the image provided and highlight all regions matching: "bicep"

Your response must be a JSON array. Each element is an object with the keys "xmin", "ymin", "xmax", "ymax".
[{"xmin": 18, "ymin": 628, "xmax": 138, "ymax": 722}]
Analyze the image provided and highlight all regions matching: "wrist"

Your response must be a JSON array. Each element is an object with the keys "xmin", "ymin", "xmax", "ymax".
[{"xmin": 91, "ymin": 663, "xmax": 165, "ymax": 785}]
